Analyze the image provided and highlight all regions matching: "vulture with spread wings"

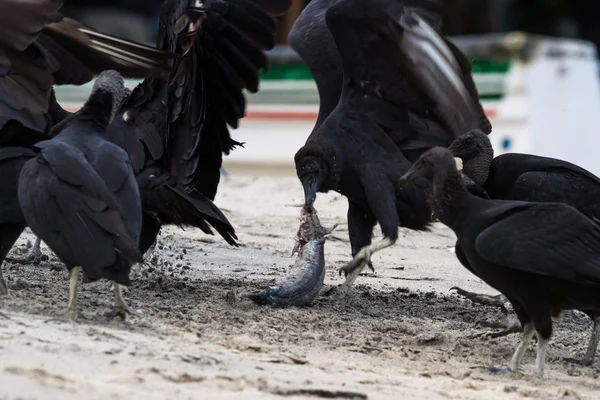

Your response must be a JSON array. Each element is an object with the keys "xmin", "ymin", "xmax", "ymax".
[
  {"xmin": 105, "ymin": 0, "xmax": 277, "ymax": 254},
  {"xmin": 292, "ymin": 0, "xmax": 491, "ymax": 286}
]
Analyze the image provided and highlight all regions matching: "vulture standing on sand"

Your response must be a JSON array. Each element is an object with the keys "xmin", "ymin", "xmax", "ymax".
[
  {"xmin": 18, "ymin": 71, "xmax": 143, "ymax": 320},
  {"xmin": 291, "ymin": 0, "xmax": 491, "ymax": 285},
  {"xmin": 0, "ymin": 0, "xmax": 173, "ymax": 294},
  {"xmin": 398, "ymin": 147, "xmax": 600, "ymax": 379},
  {"xmin": 448, "ymin": 129, "xmax": 600, "ymax": 366},
  {"xmin": 105, "ymin": 0, "xmax": 277, "ymax": 255}
]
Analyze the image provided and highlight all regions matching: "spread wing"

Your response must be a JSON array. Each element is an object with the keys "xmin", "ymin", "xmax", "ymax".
[
  {"xmin": 41, "ymin": 15, "xmax": 174, "ymax": 84},
  {"xmin": 324, "ymin": 0, "xmax": 489, "ymax": 149},
  {"xmin": 395, "ymin": 8, "xmax": 485, "ymax": 137},
  {"xmin": 159, "ymin": 0, "xmax": 276, "ymax": 199},
  {"xmin": 0, "ymin": 3, "xmax": 173, "ymax": 133},
  {"xmin": 107, "ymin": 78, "xmax": 239, "ymax": 247},
  {"xmin": 0, "ymin": 0, "xmax": 63, "ymax": 52},
  {"xmin": 475, "ymin": 203, "xmax": 600, "ymax": 285}
]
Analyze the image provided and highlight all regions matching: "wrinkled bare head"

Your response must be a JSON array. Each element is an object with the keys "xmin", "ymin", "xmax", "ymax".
[
  {"xmin": 295, "ymin": 155, "xmax": 329, "ymax": 207},
  {"xmin": 399, "ymin": 147, "xmax": 457, "ymax": 185},
  {"xmin": 447, "ymin": 129, "xmax": 493, "ymax": 186},
  {"xmin": 398, "ymin": 147, "xmax": 465, "ymax": 216},
  {"xmin": 90, "ymin": 70, "xmax": 128, "ymax": 121}
]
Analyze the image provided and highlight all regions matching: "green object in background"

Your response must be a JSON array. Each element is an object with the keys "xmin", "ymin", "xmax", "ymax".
[
  {"xmin": 470, "ymin": 59, "xmax": 511, "ymax": 74},
  {"xmin": 260, "ymin": 58, "xmax": 512, "ymax": 80},
  {"xmin": 260, "ymin": 64, "xmax": 314, "ymax": 80},
  {"xmin": 258, "ymin": 58, "xmax": 510, "ymax": 100},
  {"xmin": 57, "ymin": 58, "xmax": 510, "ymax": 104}
]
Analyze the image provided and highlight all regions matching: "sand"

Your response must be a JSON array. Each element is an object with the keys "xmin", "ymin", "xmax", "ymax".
[{"xmin": 1, "ymin": 172, "xmax": 599, "ymax": 400}]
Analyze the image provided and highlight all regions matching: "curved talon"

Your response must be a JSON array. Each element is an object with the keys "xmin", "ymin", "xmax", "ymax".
[
  {"xmin": 46, "ymin": 311, "xmax": 86, "ymax": 324},
  {"xmin": 449, "ymin": 286, "xmax": 508, "ymax": 311},
  {"xmin": 367, "ymin": 261, "xmax": 375, "ymax": 273},
  {"xmin": 487, "ymin": 366, "xmax": 514, "ymax": 375},
  {"xmin": 564, "ymin": 356, "xmax": 594, "ymax": 367},
  {"xmin": 339, "ymin": 258, "xmax": 364, "ymax": 277},
  {"xmin": 112, "ymin": 282, "xmax": 141, "ymax": 321},
  {"xmin": 111, "ymin": 306, "xmax": 143, "ymax": 321},
  {"xmin": 469, "ymin": 325, "xmax": 522, "ymax": 340},
  {"xmin": 340, "ymin": 237, "xmax": 394, "ymax": 286},
  {"xmin": 30, "ymin": 237, "xmax": 43, "ymax": 265},
  {"xmin": 341, "ymin": 246, "xmax": 373, "ymax": 275}
]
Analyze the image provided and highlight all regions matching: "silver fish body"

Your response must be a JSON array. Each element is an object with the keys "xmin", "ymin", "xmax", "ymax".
[{"xmin": 249, "ymin": 238, "xmax": 327, "ymax": 307}]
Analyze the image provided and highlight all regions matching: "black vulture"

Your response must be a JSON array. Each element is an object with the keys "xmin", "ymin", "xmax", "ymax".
[
  {"xmin": 104, "ymin": 0, "xmax": 276, "ymax": 254},
  {"xmin": 0, "ymin": 0, "xmax": 174, "ymax": 265},
  {"xmin": 293, "ymin": 0, "xmax": 491, "ymax": 285},
  {"xmin": 18, "ymin": 70, "xmax": 143, "ymax": 320},
  {"xmin": 398, "ymin": 146, "xmax": 600, "ymax": 379},
  {"xmin": 448, "ymin": 129, "xmax": 600, "ymax": 366}
]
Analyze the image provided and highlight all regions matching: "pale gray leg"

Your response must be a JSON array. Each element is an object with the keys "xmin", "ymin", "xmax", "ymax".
[
  {"xmin": 566, "ymin": 316, "xmax": 600, "ymax": 366},
  {"xmin": 29, "ymin": 237, "xmax": 42, "ymax": 264},
  {"xmin": 0, "ymin": 269, "xmax": 8, "ymax": 296},
  {"xmin": 67, "ymin": 266, "xmax": 81, "ymax": 320},
  {"xmin": 509, "ymin": 322, "xmax": 536, "ymax": 373},
  {"xmin": 111, "ymin": 282, "xmax": 142, "ymax": 320},
  {"xmin": 582, "ymin": 318, "xmax": 600, "ymax": 366},
  {"xmin": 6, "ymin": 237, "xmax": 43, "ymax": 266},
  {"xmin": 535, "ymin": 336, "xmax": 549, "ymax": 379},
  {"xmin": 339, "ymin": 237, "xmax": 395, "ymax": 287}
]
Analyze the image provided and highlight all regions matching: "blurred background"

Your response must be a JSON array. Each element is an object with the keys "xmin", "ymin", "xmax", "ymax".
[
  {"xmin": 56, "ymin": 0, "xmax": 600, "ymax": 176},
  {"xmin": 60, "ymin": 0, "xmax": 600, "ymax": 50}
]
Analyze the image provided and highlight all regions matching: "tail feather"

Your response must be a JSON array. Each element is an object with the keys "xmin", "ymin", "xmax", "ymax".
[
  {"xmin": 114, "ymin": 232, "xmax": 144, "ymax": 264},
  {"xmin": 173, "ymin": 187, "xmax": 239, "ymax": 247},
  {"xmin": 141, "ymin": 181, "xmax": 238, "ymax": 246}
]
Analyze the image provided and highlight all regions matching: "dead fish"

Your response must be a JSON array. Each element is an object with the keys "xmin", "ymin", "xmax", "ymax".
[
  {"xmin": 247, "ymin": 237, "xmax": 329, "ymax": 307},
  {"xmin": 248, "ymin": 205, "xmax": 337, "ymax": 307},
  {"xmin": 291, "ymin": 204, "xmax": 337, "ymax": 256}
]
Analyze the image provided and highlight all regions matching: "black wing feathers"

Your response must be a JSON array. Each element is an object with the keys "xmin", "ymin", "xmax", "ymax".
[
  {"xmin": 136, "ymin": 167, "xmax": 238, "ymax": 246},
  {"xmin": 19, "ymin": 140, "xmax": 142, "ymax": 285},
  {"xmin": 163, "ymin": 0, "xmax": 276, "ymax": 196},
  {"xmin": 325, "ymin": 0, "xmax": 489, "ymax": 146},
  {"xmin": 476, "ymin": 203, "xmax": 600, "ymax": 285},
  {"xmin": 35, "ymin": 140, "xmax": 122, "ymax": 212},
  {"xmin": 0, "ymin": 3, "xmax": 174, "ymax": 134},
  {"xmin": 0, "ymin": 0, "xmax": 63, "ymax": 52},
  {"xmin": 106, "ymin": 77, "xmax": 167, "ymax": 173}
]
